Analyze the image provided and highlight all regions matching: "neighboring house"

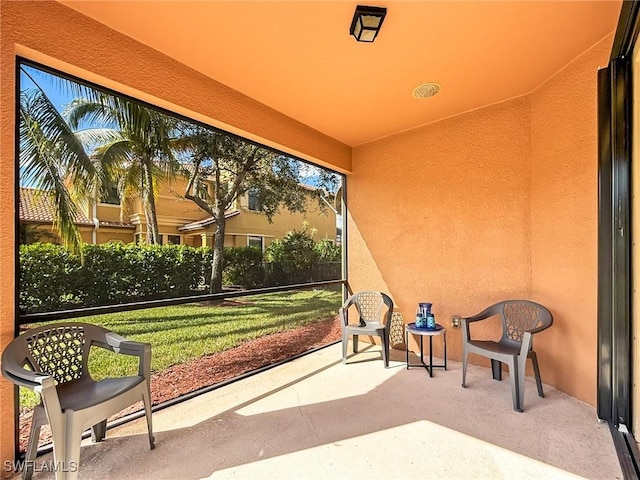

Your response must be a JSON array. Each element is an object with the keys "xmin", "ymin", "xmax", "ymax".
[
  {"xmin": 20, "ymin": 187, "xmax": 135, "ymax": 244},
  {"xmin": 19, "ymin": 176, "xmax": 338, "ymax": 249}
]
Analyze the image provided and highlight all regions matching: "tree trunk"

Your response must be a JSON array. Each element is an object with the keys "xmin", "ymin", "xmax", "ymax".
[
  {"xmin": 210, "ymin": 209, "xmax": 226, "ymax": 293},
  {"xmin": 142, "ymin": 159, "xmax": 160, "ymax": 244}
]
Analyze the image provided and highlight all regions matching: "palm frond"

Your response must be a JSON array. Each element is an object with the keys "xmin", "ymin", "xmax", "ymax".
[
  {"xmin": 19, "ymin": 89, "xmax": 92, "ymax": 254},
  {"xmin": 64, "ymin": 98, "xmax": 118, "ymax": 130}
]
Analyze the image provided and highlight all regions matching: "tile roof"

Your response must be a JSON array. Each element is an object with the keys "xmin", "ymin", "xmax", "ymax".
[{"xmin": 19, "ymin": 188, "xmax": 134, "ymax": 229}]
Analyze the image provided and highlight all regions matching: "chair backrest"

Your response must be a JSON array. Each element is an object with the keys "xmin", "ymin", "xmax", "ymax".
[
  {"xmin": 3, "ymin": 323, "xmax": 108, "ymax": 385},
  {"xmin": 351, "ymin": 291, "xmax": 393, "ymax": 325},
  {"xmin": 497, "ymin": 300, "xmax": 553, "ymax": 346},
  {"xmin": 389, "ymin": 308, "xmax": 405, "ymax": 347}
]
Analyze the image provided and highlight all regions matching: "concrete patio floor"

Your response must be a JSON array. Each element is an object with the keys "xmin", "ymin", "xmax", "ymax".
[{"xmin": 24, "ymin": 343, "xmax": 621, "ymax": 479}]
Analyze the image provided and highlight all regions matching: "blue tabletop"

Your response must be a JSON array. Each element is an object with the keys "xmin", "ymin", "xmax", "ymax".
[{"xmin": 407, "ymin": 322, "xmax": 444, "ymax": 332}]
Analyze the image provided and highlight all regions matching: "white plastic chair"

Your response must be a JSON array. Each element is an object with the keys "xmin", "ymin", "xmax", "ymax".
[
  {"xmin": 1, "ymin": 322, "xmax": 154, "ymax": 480},
  {"xmin": 461, "ymin": 300, "xmax": 553, "ymax": 412},
  {"xmin": 339, "ymin": 291, "xmax": 394, "ymax": 367}
]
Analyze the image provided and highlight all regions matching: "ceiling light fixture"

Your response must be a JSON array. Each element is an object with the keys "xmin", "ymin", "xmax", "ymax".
[
  {"xmin": 350, "ymin": 5, "xmax": 387, "ymax": 43},
  {"xmin": 413, "ymin": 83, "xmax": 441, "ymax": 99}
]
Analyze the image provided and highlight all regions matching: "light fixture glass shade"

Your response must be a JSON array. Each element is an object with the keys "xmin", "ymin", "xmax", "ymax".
[
  {"xmin": 361, "ymin": 14, "xmax": 382, "ymax": 29},
  {"xmin": 350, "ymin": 5, "xmax": 387, "ymax": 43},
  {"xmin": 358, "ymin": 29, "xmax": 377, "ymax": 43},
  {"xmin": 353, "ymin": 20, "xmax": 362, "ymax": 39}
]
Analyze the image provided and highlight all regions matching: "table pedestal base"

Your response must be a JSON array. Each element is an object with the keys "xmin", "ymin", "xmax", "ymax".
[{"xmin": 405, "ymin": 325, "xmax": 447, "ymax": 377}]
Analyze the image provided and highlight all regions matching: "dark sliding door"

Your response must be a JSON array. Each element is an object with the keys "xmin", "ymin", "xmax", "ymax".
[{"xmin": 598, "ymin": 57, "xmax": 632, "ymax": 428}]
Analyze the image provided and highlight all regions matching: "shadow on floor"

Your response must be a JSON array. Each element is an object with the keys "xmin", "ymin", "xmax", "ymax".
[{"xmin": 23, "ymin": 344, "xmax": 621, "ymax": 480}]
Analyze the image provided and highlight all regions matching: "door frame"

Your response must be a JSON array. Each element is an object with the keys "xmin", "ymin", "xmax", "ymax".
[{"xmin": 598, "ymin": 2, "xmax": 640, "ymax": 476}]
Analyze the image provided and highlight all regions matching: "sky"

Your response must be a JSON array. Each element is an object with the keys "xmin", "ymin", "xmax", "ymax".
[
  {"xmin": 20, "ymin": 65, "xmax": 73, "ymax": 113},
  {"xmin": 19, "ymin": 63, "xmax": 342, "ymax": 194}
]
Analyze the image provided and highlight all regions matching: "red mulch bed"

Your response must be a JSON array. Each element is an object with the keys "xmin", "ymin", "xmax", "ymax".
[{"xmin": 18, "ymin": 316, "xmax": 341, "ymax": 452}]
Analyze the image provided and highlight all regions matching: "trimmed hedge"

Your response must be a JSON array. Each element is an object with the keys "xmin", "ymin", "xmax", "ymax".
[
  {"xmin": 20, "ymin": 242, "xmax": 211, "ymax": 313},
  {"xmin": 19, "ymin": 240, "xmax": 342, "ymax": 314}
]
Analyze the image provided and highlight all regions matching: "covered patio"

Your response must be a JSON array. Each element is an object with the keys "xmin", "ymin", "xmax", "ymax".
[
  {"xmin": 1, "ymin": 0, "xmax": 635, "ymax": 478},
  {"xmin": 19, "ymin": 344, "xmax": 620, "ymax": 479}
]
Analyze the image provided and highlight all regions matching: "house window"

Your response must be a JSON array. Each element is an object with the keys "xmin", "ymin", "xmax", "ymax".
[
  {"xmin": 135, "ymin": 233, "xmax": 145, "ymax": 244},
  {"xmin": 248, "ymin": 189, "xmax": 260, "ymax": 211},
  {"xmin": 248, "ymin": 236, "xmax": 263, "ymax": 250},
  {"xmin": 166, "ymin": 235, "xmax": 181, "ymax": 245},
  {"xmin": 100, "ymin": 186, "xmax": 120, "ymax": 205}
]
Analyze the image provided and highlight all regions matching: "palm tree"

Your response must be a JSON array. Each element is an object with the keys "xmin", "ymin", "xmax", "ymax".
[
  {"xmin": 19, "ymin": 84, "xmax": 96, "ymax": 253},
  {"xmin": 19, "ymin": 65, "xmax": 131, "ymax": 253},
  {"xmin": 65, "ymin": 95, "xmax": 177, "ymax": 244}
]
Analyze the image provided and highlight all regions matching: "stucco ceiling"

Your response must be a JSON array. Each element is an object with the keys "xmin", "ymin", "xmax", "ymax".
[{"xmin": 60, "ymin": 1, "xmax": 621, "ymax": 147}]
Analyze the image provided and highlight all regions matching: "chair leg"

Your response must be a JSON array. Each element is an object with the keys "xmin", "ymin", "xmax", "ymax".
[
  {"xmin": 142, "ymin": 389, "xmax": 155, "ymax": 449},
  {"xmin": 461, "ymin": 349, "xmax": 469, "ymax": 387},
  {"xmin": 507, "ymin": 357, "xmax": 522, "ymax": 412},
  {"xmin": 63, "ymin": 418, "xmax": 83, "ymax": 480},
  {"xmin": 529, "ymin": 351, "xmax": 545, "ymax": 397},
  {"xmin": 48, "ymin": 418, "xmax": 68, "ymax": 480},
  {"xmin": 517, "ymin": 354, "xmax": 527, "ymax": 412},
  {"xmin": 381, "ymin": 334, "xmax": 389, "ymax": 368},
  {"xmin": 342, "ymin": 333, "xmax": 348, "ymax": 364},
  {"xmin": 353, "ymin": 334, "xmax": 359, "ymax": 353},
  {"xmin": 23, "ymin": 405, "xmax": 47, "ymax": 480},
  {"xmin": 91, "ymin": 419, "xmax": 107, "ymax": 443},
  {"xmin": 491, "ymin": 359, "xmax": 503, "ymax": 381}
]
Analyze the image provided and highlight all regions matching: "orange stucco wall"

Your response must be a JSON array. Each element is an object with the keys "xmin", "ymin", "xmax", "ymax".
[
  {"xmin": 349, "ymin": 35, "xmax": 612, "ymax": 406},
  {"xmin": 350, "ymin": 96, "xmax": 532, "ymax": 362},
  {"xmin": 0, "ymin": 0, "xmax": 349, "ymax": 469},
  {"xmin": 530, "ymin": 36, "xmax": 612, "ymax": 405},
  {"xmin": 0, "ymin": 0, "xmax": 17, "ymax": 470}
]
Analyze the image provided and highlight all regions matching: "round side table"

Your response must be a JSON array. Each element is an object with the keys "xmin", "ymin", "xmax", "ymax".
[{"xmin": 405, "ymin": 323, "xmax": 447, "ymax": 377}]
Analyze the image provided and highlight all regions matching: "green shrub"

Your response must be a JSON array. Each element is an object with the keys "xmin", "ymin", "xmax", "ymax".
[
  {"xmin": 19, "ymin": 236, "xmax": 340, "ymax": 313},
  {"xmin": 19, "ymin": 243, "xmax": 212, "ymax": 313},
  {"xmin": 19, "ymin": 243, "xmax": 83, "ymax": 312},
  {"xmin": 314, "ymin": 238, "xmax": 341, "ymax": 262},
  {"xmin": 267, "ymin": 229, "xmax": 318, "ymax": 271},
  {"xmin": 265, "ymin": 228, "xmax": 319, "ymax": 285},
  {"xmin": 222, "ymin": 246, "xmax": 264, "ymax": 288}
]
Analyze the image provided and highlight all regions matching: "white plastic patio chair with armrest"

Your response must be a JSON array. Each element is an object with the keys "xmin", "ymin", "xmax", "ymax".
[
  {"xmin": 1, "ymin": 322, "xmax": 154, "ymax": 480},
  {"xmin": 461, "ymin": 300, "xmax": 553, "ymax": 412},
  {"xmin": 339, "ymin": 291, "xmax": 394, "ymax": 367}
]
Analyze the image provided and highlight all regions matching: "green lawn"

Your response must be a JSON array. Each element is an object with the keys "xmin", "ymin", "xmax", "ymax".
[{"xmin": 20, "ymin": 288, "xmax": 341, "ymax": 410}]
